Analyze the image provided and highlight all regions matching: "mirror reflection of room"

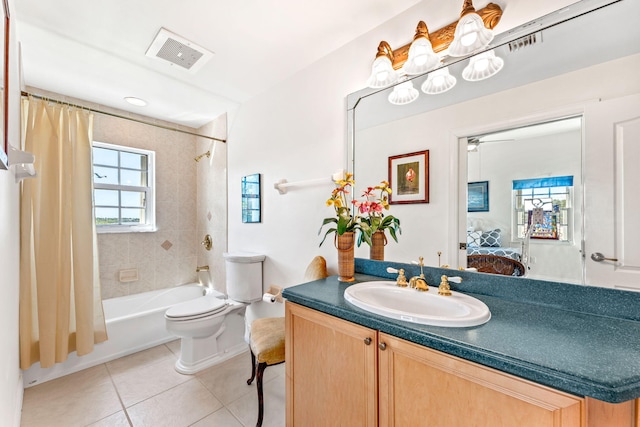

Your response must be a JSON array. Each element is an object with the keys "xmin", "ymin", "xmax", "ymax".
[{"xmin": 466, "ymin": 116, "xmax": 583, "ymax": 283}]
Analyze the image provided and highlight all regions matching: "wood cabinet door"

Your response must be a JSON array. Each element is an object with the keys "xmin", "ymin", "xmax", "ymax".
[
  {"xmin": 378, "ymin": 333, "xmax": 583, "ymax": 427},
  {"xmin": 285, "ymin": 302, "xmax": 378, "ymax": 426}
]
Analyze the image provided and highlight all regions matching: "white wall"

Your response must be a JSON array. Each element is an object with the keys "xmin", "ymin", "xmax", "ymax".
[
  {"xmin": 2, "ymin": 0, "xmax": 25, "ymax": 423},
  {"xmin": 225, "ymin": 18, "xmax": 382, "ymax": 317}
]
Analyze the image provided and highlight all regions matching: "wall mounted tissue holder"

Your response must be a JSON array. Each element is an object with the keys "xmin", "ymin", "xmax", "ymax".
[{"xmin": 263, "ymin": 285, "xmax": 283, "ymax": 303}]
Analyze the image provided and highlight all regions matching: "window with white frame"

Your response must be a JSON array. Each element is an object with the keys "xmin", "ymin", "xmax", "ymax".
[
  {"xmin": 513, "ymin": 176, "xmax": 573, "ymax": 242},
  {"xmin": 92, "ymin": 142, "xmax": 156, "ymax": 232}
]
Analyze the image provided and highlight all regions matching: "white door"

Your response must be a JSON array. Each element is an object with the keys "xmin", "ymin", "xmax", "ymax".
[{"xmin": 583, "ymin": 93, "xmax": 640, "ymax": 291}]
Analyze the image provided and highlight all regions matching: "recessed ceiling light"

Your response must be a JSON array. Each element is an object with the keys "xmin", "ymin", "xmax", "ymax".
[{"xmin": 124, "ymin": 97, "xmax": 147, "ymax": 107}]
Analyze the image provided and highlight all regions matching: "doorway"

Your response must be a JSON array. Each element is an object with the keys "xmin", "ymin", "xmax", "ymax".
[{"xmin": 462, "ymin": 116, "xmax": 584, "ymax": 284}]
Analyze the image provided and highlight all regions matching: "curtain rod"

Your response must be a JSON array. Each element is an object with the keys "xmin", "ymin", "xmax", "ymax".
[{"xmin": 21, "ymin": 91, "xmax": 227, "ymax": 143}]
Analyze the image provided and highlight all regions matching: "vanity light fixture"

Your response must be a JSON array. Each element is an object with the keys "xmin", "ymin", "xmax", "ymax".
[
  {"xmin": 462, "ymin": 50, "xmax": 504, "ymax": 81},
  {"xmin": 388, "ymin": 80, "xmax": 419, "ymax": 105},
  {"xmin": 421, "ymin": 67, "xmax": 457, "ymax": 94},
  {"xmin": 366, "ymin": 42, "xmax": 399, "ymax": 88},
  {"xmin": 402, "ymin": 21, "xmax": 439, "ymax": 76},
  {"xmin": 365, "ymin": 2, "xmax": 502, "ymax": 89},
  {"xmin": 448, "ymin": 0, "xmax": 495, "ymax": 57}
]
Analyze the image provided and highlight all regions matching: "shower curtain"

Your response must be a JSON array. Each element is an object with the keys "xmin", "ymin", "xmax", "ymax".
[{"xmin": 19, "ymin": 97, "xmax": 107, "ymax": 369}]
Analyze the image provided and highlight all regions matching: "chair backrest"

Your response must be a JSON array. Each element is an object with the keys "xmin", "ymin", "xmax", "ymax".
[
  {"xmin": 303, "ymin": 256, "xmax": 328, "ymax": 282},
  {"xmin": 467, "ymin": 254, "xmax": 526, "ymax": 277}
]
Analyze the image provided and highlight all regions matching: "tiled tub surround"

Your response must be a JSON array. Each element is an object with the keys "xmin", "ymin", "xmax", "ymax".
[
  {"xmin": 94, "ymin": 111, "xmax": 199, "ymax": 300},
  {"xmin": 27, "ymin": 87, "xmax": 229, "ymax": 302},
  {"xmin": 282, "ymin": 258, "xmax": 640, "ymax": 403}
]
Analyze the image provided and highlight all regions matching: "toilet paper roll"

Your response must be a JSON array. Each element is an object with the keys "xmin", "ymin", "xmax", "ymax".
[{"xmin": 262, "ymin": 292, "xmax": 277, "ymax": 303}]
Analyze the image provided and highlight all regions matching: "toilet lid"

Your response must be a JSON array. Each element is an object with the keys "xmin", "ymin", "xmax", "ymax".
[{"xmin": 165, "ymin": 295, "xmax": 228, "ymax": 319}]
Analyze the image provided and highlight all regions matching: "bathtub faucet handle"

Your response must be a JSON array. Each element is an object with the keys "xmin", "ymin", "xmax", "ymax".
[
  {"xmin": 196, "ymin": 265, "xmax": 210, "ymax": 272},
  {"xmin": 201, "ymin": 234, "xmax": 213, "ymax": 251}
]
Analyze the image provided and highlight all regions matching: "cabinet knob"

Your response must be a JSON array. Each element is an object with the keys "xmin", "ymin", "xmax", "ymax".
[
  {"xmin": 364, "ymin": 337, "xmax": 372, "ymax": 345},
  {"xmin": 378, "ymin": 342, "xmax": 387, "ymax": 351}
]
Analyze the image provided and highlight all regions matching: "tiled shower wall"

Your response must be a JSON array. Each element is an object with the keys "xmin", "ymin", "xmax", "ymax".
[
  {"xmin": 94, "ymin": 113, "xmax": 199, "ymax": 299},
  {"xmin": 26, "ymin": 87, "xmax": 227, "ymax": 300},
  {"xmin": 196, "ymin": 116, "xmax": 228, "ymax": 295}
]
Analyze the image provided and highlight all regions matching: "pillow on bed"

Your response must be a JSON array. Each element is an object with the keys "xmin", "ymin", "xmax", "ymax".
[
  {"xmin": 467, "ymin": 230, "xmax": 482, "ymax": 247},
  {"xmin": 480, "ymin": 229, "xmax": 501, "ymax": 247}
]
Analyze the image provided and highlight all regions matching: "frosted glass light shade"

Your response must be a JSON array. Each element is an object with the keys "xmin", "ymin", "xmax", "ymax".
[
  {"xmin": 448, "ymin": 13, "xmax": 494, "ymax": 57},
  {"xmin": 402, "ymin": 37, "xmax": 439, "ymax": 75},
  {"xmin": 367, "ymin": 56, "xmax": 399, "ymax": 88},
  {"xmin": 388, "ymin": 81, "xmax": 419, "ymax": 105},
  {"xmin": 421, "ymin": 68, "xmax": 457, "ymax": 94},
  {"xmin": 462, "ymin": 50, "xmax": 504, "ymax": 81}
]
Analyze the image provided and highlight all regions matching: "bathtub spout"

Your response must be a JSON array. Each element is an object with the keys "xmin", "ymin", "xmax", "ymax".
[{"xmin": 196, "ymin": 265, "xmax": 210, "ymax": 272}]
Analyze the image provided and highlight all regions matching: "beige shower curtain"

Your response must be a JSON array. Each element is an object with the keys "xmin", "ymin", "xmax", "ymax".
[{"xmin": 19, "ymin": 97, "xmax": 107, "ymax": 370}]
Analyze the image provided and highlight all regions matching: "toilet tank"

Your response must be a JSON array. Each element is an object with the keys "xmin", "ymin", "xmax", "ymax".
[{"xmin": 223, "ymin": 252, "xmax": 266, "ymax": 303}]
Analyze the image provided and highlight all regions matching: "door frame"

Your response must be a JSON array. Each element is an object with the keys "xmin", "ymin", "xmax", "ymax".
[{"xmin": 450, "ymin": 104, "xmax": 588, "ymax": 283}]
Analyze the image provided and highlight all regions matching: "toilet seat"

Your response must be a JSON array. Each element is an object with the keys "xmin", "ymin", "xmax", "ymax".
[{"xmin": 165, "ymin": 295, "xmax": 229, "ymax": 321}]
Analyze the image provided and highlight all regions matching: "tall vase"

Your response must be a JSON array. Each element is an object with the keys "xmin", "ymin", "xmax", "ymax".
[
  {"xmin": 370, "ymin": 230, "xmax": 387, "ymax": 261},
  {"xmin": 335, "ymin": 232, "xmax": 355, "ymax": 282}
]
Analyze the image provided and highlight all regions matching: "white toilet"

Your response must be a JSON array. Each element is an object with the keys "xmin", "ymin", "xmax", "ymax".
[{"xmin": 165, "ymin": 251, "xmax": 266, "ymax": 374}]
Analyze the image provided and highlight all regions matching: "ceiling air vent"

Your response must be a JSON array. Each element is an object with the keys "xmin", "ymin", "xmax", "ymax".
[
  {"xmin": 145, "ymin": 28, "xmax": 213, "ymax": 73},
  {"xmin": 508, "ymin": 31, "xmax": 542, "ymax": 53}
]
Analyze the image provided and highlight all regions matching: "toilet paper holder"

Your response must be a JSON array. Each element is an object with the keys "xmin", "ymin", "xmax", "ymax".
[{"xmin": 263, "ymin": 285, "xmax": 283, "ymax": 303}]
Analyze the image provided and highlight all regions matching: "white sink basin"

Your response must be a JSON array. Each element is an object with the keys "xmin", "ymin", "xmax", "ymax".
[{"xmin": 344, "ymin": 281, "xmax": 491, "ymax": 327}]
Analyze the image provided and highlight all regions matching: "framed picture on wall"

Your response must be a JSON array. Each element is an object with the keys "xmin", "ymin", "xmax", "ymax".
[
  {"xmin": 388, "ymin": 150, "xmax": 429, "ymax": 204},
  {"xmin": 468, "ymin": 181, "xmax": 489, "ymax": 212},
  {"xmin": 241, "ymin": 173, "xmax": 261, "ymax": 223},
  {"xmin": 527, "ymin": 209, "xmax": 559, "ymax": 239}
]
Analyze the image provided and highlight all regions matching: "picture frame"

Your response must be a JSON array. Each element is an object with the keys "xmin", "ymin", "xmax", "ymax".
[
  {"xmin": 388, "ymin": 150, "xmax": 429, "ymax": 204},
  {"xmin": 241, "ymin": 173, "xmax": 261, "ymax": 223},
  {"xmin": 0, "ymin": 0, "xmax": 9, "ymax": 170},
  {"xmin": 527, "ymin": 210, "xmax": 559, "ymax": 240},
  {"xmin": 467, "ymin": 181, "xmax": 489, "ymax": 212}
]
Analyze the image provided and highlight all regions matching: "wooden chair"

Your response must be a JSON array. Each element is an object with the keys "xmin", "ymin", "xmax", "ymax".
[
  {"xmin": 246, "ymin": 256, "xmax": 328, "ymax": 427},
  {"xmin": 467, "ymin": 254, "xmax": 526, "ymax": 277}
]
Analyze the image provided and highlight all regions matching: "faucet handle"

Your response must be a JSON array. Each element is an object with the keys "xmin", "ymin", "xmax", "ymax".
[
  {"xmin": 386, "ymin": 267, "xmax": 399, "ymax": 274},
  {"xmin": 410, "ymin": 256, "xmax": 425, "ymax": 267},
  {"xmin": 437, "ymin": 275, "xmax": 461, "ymax": 296},
  {"xmin": 396, "ymin": 269, "xmax": 408, "ymax": 287}
]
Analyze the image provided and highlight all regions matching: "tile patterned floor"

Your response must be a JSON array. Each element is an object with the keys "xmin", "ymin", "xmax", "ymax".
[{"xmin": 20, "ymin": 341, "xmax": 285, "ymax": 427}]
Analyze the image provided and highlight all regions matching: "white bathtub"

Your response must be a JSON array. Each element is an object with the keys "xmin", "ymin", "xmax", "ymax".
[{"xmin": 23, "ymin": 283, "xmax": 206, "ymax": 387}]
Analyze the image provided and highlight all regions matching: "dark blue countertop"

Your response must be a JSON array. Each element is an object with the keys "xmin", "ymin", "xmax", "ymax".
[{"xmin": 282, "ymin": 259, "xmax": 640, "ymax": 403}]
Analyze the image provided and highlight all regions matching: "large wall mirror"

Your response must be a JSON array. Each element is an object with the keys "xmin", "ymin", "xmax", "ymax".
[{"xmin": 348, "ymin": 0, "xmax": 640, "ymax": 289}]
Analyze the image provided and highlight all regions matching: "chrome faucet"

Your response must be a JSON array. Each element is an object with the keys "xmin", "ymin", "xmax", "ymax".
[{"xmin": 196, "ymin": 265, "xmax": 210, "ymax": 272}]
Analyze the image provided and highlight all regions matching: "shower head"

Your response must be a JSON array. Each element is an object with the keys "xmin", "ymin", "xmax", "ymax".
[{"xmin": 194, "ymin": 150, "xmax": 211, "ymax": 162}]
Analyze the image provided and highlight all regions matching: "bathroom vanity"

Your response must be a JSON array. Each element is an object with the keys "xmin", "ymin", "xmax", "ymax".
[{"xmin": 283, "ymin": 259, "xmax": 640, "ymax": 426}]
